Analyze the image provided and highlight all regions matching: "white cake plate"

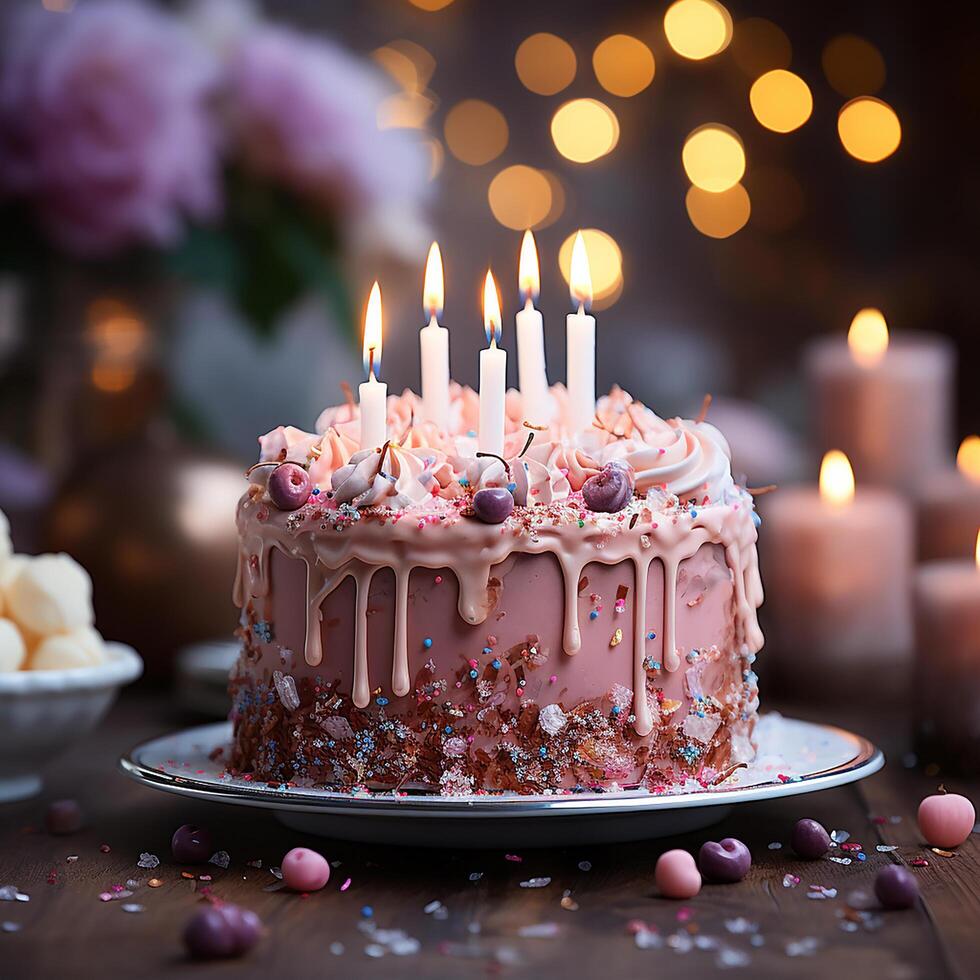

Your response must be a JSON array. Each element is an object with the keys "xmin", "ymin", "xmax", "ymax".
[{"xmin": 120, "ymin": 715, "xmax": 882, "ymax": 847}]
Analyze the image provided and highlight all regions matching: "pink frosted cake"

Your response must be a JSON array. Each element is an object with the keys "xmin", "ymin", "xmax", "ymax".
[{"xmin": 229, "ymin": 385, "xmax": 763, "ymax": 795}]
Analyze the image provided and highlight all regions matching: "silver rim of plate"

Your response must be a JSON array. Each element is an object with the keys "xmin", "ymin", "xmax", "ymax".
[{"xmin": 119, "ymin": 714, "xmax": 884, "ymax": 819}]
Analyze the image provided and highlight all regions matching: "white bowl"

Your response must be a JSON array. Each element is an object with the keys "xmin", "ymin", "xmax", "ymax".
[{"xmin": 0, "ymin": 641, "xmax": 143, "ymax": 801}]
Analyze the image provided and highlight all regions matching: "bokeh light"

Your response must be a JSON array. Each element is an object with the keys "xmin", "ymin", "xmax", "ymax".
[
  {"xmin": 749, "ymin": 70, "xmax": 813, "ymax": 133},
  {"xmin": 957, "ymin": 436, "xmax": 980, "ymax": 483},
  {"xmin": 408, "ymin": 0, "xmax": 454, "ymax": 10},
  {"xmin": 744, "ymin": 166, "xmax": 804, "ymax": 233},
  {"xmin": 377, "ymin": 91, "xmax": 437, "ymax": 130},
  {"xmin": 848, "ymin": 308, "xmax": 889, "ymax": 366},
  {"xmin": 822, "ymin": 34, "xmax": 886, "ymax": 97},
  {"xmin": 515, "ymin": 33, "xmax": 577, "ymax": 95},
  {"xmin": 664, "ymin": 0, "xmax": 732, "ymax": 61},
  {"xmin": 558, "ymin": 229, "xmax": 623, "ymax": 310},
  {"xmin": 837, "ymin": 97, "xmax": 901, "ymax": 163},
  {"xmin": 487, "ymin": 166, "xmax": 554, "ymax": 230},
  {"xmin": 685, "ymin": 184, "xmax": 751, "ymax": 238},
  {"xmin": 372, "ymin": 40, "xmax": 436, "ymax": 93},
  {"xmin": 682, "ymin": 125, "xmax": 745, "ymax": 192},
  {"xmin": 444, "ymin": 99, "xmax": 509, "ymax": 165},
  {"xmin": 551, "ymin": 99, "xmax": 619, "ymax": 163},
  {"xmin": 593, "ymin": 35, "xmax": 656, "ymax": 97},
  {"xmin": 731, "ymin": 17, "xmax": 791, "ymax": 76}
]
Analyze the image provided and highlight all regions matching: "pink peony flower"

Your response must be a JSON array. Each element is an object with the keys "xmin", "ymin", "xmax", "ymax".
[
  {"xmin": 226, "ymin": 25, "xmax": 429, "ymax": 214},
  {"xmin": 0, "ymin": 1, "xmax": 221, "ymax": 256}
]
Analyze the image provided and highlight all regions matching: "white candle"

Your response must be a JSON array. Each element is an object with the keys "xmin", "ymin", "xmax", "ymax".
[
  {"xmin": 419, "ymin": 241, "xmax": 450, "ymax": 432},
  {"xmin": 479, "ymin": 269, "xmax": 506, "ymax": 456},
  {"xmin": 359, "ymin": 281, "xmax": 387, "ymax": 450},
  {"xmin": 566, "ymin": 231, "xmax": 595, "ymax": 437},
  {"xmin": 914, "ymin": 436, "xmax": 980, "ymax": 561},
  {"xmin": 515, "ymin": 230, "xmax": 549, "ymax": 426}
]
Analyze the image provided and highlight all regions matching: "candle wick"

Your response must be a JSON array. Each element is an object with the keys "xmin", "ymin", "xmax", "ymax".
[
  {"xmin": 518, "ymin": 431, "xmax": 535, "ymax": 458},
  {"xmin": 577, "ymin": 302, "xmax": 585, "ymax": 316},
  {"xmin": 427, "ymin": 312, "xmax": 439, "ymax": 328},
  {"xmin": 696, "ymin": 393, "xmax": 713, "ymax": 424},
  {"xmin": 746, "ymin": 484, "xmax": 778, "ymax": 496},
  {"xmin": 340, "ymin": 380, "xmax": 355, "ymax": 411},
  {"xmin": 523, "ymin": 296, "xmax": 534, "ymax": 313}
]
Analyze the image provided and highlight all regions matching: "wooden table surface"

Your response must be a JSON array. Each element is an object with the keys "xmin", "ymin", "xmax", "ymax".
[{"xmin": 1, "ymin": 693, "xmax": 977, "ymax": 980}]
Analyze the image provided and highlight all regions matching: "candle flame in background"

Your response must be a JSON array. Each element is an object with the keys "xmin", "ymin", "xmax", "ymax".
[
  {"xmin": 423, "ymin": 241, "xmax": 444, "ymax": 320},
  {"xmin": 569, "ymin": 231, "xmax": 593, "ymax": 309},
  {"xmin": 957, "ymin": 436, "xmax": 980, "ymax": 484},
  {"xmin": 847, "ymin": 308, "xmax": 889, "ymax": 366},
  {"xmin": 362, "ymin": 281, "xmax": 383, "ymax": 379},
  {"xmin": 483, "ymin": 269, "xmax": 502, "ymax": 346},
  {"xmin": 819, "ymin": 450, "xmax": 855, "ymax": 507},
  {"xmin": 519, "ymin": 230, "xmax": 540, "ymax": 302}
]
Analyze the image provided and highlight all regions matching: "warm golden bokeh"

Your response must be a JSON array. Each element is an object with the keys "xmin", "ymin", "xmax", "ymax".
[
  {"xmin": 551, "ymin": 99, "xmax": 620, "ymax": 163},
  {"xmin": 377, "ymin": 90, "xmax": 437, "ymax": 130},
  {"xmin": 956, "ymin": 436, "xmax": 980, "ymax": 484},
  {"xmin": 592, "ymin": 35, "xmax": 656, "ymax": 97},
  {"xmin": 847, "ymin": 308, "xmax": 889, "ymax": 366},
  {"xmin": 838, "ymin": 97, "xmax": 901, "ymax": 163},
  {"xmin": 487, "ymin": 165, "xmax": 554, "ymax": 230},
  {"xmin": 372, "ymin": 40, "xmax": 436, "ymax": 93},
  {"xmin": 664, "ymin": 0, "xmax": 732, "ymax": 60},
  {"xmin": 558, "ymin": 229, "xmax": 623, "ymax": 310},
  {"xmin": 515, "ymin": 33, "xmax": 577, "ymax": 95},
  {"xmin": 682, "ymin": 125, "xmax": 745, "ymax": 192},
  {"xmin": 819, "ymin": 450, "xmax": 856, "ymax": 507},
  {"xmin": 749, "ymin": 70, "xmax": 813, "ymax": 133},
  {"xmin": 408, "ymin": 0, "xmax": 454, "ymax": 10},
  {"xmin": 731, "ymin": 17, "xmax": 791, "ymax": 76},
  {"xmin": 822, "ymin": 34, "xmax": 886, "ymax": 97},
  {"xmin": 444, "ymin": 99, "xmax": 509, "ymax": 165},
  {"xmin": 685, "ymin": 184, "xmax": 751, "ymax": 239}
]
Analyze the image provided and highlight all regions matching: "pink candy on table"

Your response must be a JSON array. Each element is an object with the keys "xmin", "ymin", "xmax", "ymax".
[
  {"xmin": 281, "ymin": 847, "xmax": 331, "ymax": 892},
  {"xmin": 655, "ymin": 849, "xmax": 702, "ymax": 900},
  {"xmin": 917, "ymin": 792, "xmax": 976, "ymax": 849}
]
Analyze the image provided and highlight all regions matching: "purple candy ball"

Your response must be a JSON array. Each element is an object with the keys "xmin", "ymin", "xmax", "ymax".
[
  {"xmin": 45, "ymin": 798, "xmax": 83, "ymax": 835},
  {"xmin": 698, "ymin": 837, "xmax": 752, "ymax": 883},
  {"xmin": 581, "ymin": 462, "xmax": 635, "ymax": 513},
  {"xmin": 268, "ymin": 462, "xmax": 312, "ymax": 510},
  {"xmin": 171, "ymin": 824, "xmax": 214, "ymax": 865},
  {"xmin": 874, "ymin": 865, "xmax": 919, "ymax": 910},
  {"xmin": 791, "ymin": 818, "xmax": 831, "ymax": 860},
  {"xmin": 472, "ymin": 487, "xmax": 514, "ymax": 524},
  {"xmin": 183, "ymin": 904, "xmax": 261, "ymax": 960}
]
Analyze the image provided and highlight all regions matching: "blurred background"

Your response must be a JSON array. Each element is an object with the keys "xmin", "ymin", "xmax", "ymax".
[{"xmin": 0, "ymin": 0, "xmax": 976, "ymax": 698}]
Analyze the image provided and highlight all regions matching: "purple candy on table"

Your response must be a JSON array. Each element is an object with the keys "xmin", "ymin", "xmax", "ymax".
[
  {"xmin": 183, "ymin": 904, "xmax": 262, "ymax": 960},
  {"xmin": 582, "ymin": 462, "xmax": 635, "ymax": 513},
  {"xmin": 874, "ymin": 865, "xmax": 919, "ymax": 910},
  {"xmin": 45, "ymin": 799, "xmax": 83, "ymax": 836},
  {"xmin": 698, "ymin": 837, "xmax": 752, "ymax": 883},
  {"xmin": 791, "ymin": 818, "xmax": 831, "ymax": 860},
  {"xmin": 171, "ymin": 823, "xmax": 214, "ymax": 864},
  {"xmin": 472, "ymin": 487, "xmax": 514, "ymax": 524},
  {"xmin": 268, "ymin": 462, "xmax": 313, "ymax": 511}
]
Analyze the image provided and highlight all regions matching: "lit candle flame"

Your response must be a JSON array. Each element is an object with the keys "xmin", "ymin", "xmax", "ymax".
[
  {"xmin": 519, "ymin": 229, "xmax": 540, "ymax": 303},
  {"xmin": 957, "ymin": 435, "xmax": 980, "ymax": 485},
  {"xmin": 569, "ymin": 230, "xmax": 593, "ymax": 310},
  {"xmin": 362, "ymin": 281, "xmax": 383, "ymax": 379},
  {"xmin": 423, "ymin": 241, "xmax": 444, "ymax": 320},
  {"xmin": 847, "ymin": 308, "xmax": 889, "ymax": 367},
  {"xmin": 819, "ymin": 449, "xmax": 855, "ymax": 507},
  {"xmin": 483, "ymin": 269, "xmax": 502, "ymax": 346}
]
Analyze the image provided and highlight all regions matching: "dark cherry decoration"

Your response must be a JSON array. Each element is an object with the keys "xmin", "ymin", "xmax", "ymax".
[
  {"xmin": 581, "ymin": 461, "xmax": 635, "ymax": 513},
  {"xmin": 472, "ymin": 487, "xmax": 515, "ymax": 524},
  {"xmin": 45, "ymin": 799, "xmax": 83, "ymax": 835},
  {"xmin": 698, "ymin": 837, "xmax": 752, "ymax": 883},
  {"xmin": 268, "ymin": 462, "xmax": 312, "ymax": 511},
  {"xmin": 183, "ymin": 904, "xmax": 262, "ymax": 960},
  {"xmin": 171, "ymin": 823, "xmax": 214, "ymax": 864},
  {"xmin": 874, "ymin": 865, "xmax": 919, "ymax": 910},
  {"xmin": 791, "ymin": 818, "xmax": 831, "ymax": 860}
]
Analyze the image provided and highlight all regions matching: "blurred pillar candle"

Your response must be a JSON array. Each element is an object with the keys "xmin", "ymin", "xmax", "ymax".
[
  {"xmin": 359, "ymin": 282, "xmax": 387, "ymax": 450},
  {"xmin": 515, "ymin": 231, "xmax": 550, "ymax": 426},
  {"xmin": 419, "ymin": 242, "xmax": 450, "ymax": 432},
  {"xmin": 761, "ymin": 451, "xmax": 913, "ymax": 695},
  {"xmin": 914, "ymin": 533, "xmax": 980, "ymax": 772},
  {"xmin": 806, "ymin": 309, "xmax": 954, "ymax": 489},
  {"xmin": 914, "ymin": 436, "xmax": 980, "ymax": 561}
]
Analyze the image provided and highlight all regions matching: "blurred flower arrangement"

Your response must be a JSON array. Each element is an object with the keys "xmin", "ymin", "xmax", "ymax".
[{"xmin": 0, "ymin": 0, "xmax": 430, "ymax": 334}]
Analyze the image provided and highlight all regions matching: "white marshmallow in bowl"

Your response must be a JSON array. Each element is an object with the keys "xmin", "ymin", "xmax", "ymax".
[
  {"xmin": 30, "ymin": 626, "xmax": 107, "ymax": 671},
  {"xmin": 6, "ymin": 554, "xmax": 94, "ymax": 636},
  {"xmin": 0, "ymin": 618, "xmax": 26, "ymax": 672}
]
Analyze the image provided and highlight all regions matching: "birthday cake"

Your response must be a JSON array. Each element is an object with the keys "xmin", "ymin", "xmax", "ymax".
[{"xmin": 229, "ymin": 384, "xmax": 764, "ymax": 795}]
